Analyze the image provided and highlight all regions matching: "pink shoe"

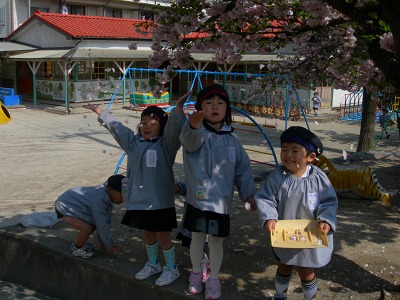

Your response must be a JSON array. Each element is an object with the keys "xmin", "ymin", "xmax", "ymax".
[
  {"xmin": 188, "ymin": 272, "xmax": 203, "ymax": 294},
  {"xmin": 201, "ymin": 255, "xmax": 210, "ymax": 282},
  {"xmin": 205, "ymin": 278, "xmax": 221, "ymax": 299}
]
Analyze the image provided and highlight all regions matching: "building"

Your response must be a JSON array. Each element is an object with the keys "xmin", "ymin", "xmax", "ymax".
[{"xmin": 1, "ymin": 1, "xmax": 328, "ymax": 113}]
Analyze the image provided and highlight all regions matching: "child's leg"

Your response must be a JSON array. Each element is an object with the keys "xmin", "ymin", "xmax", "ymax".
[
  {"xmin": 188, "ymin": 232, "xmax": 207, "ymax": 294},
  {"xmin": 207, "ymin": 235, "xmax": 224, "ymax": 279},
  {"xmin": 62, "ymin": 216, "xmax": 95, "ymax": 247},
  {"xmin": 135, "ymin": 230, "xmax": 162, "ymax": 280},
  {"xmin": 298, "ymin": 267, "xmax": 317, "ymax": 300},
  {"xmin": 190, "ymin": 232, "xmax": 207, "ymax": 272},
  {"xmin": 275, "ymin": 263, "xmax": 294, "ymax": 298},
  {"xmin": 158, "ymin": 231, "xmax": 176, "ymax": 270},
  {"xmin": 143, "ymin": 230, "xmax": 159, "ymax": 266}
]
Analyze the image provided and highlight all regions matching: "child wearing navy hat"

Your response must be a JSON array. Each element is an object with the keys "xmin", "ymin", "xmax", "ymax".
[
  {"xmin": 83, "ymin": 91, "xmax": 190, "ymax": 287},
  {"xmin": 55, "ymin": 174, "xmax": 126, "ymax": 258},
  {"xmin": 180, "ymin": 84, "xmax": 256, "ymax": 299},
  {"xmin": 255, "ymin": 126, "xmax": 338, "ymax": 300}
]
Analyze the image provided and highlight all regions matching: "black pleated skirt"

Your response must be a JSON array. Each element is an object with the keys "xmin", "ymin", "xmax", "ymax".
[
  {"xmin": 121, "ymin": 208, "xmax": 177, "ymax": 232},
  {"xmin": 183, "ymin": 203, "xmax": 230, "ymax": 237}
]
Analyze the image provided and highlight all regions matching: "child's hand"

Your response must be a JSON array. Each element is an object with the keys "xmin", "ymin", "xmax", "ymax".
[
  {"xmin": 319, "ymin": 221, "xmax": 331, "ymax": 234},
  {"xmin": 106, "ymin": 245, "xmax": 122, "ymax": 255},
  {"xmin": 264, "ymin": 219, "xmax": 277, "ymax": 233},
  {"xmin": 187, "ymin": 110, "xmax": 205, "ymax": 129},
  {"xmin": 175, "ymin": 91, "xmax": 192, "ymax": 113},
  {"xmin": 82, "ymin": 103, "xmax": 102, "ymax": 115},
  {"xmin": 245, "ymin": 197, "xmax": 257, "ymax": 211}
]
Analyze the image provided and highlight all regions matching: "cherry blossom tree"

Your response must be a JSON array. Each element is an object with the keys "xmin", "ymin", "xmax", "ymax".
[{"xmin": 140, "ymin": 0, "xmax": 399, "ymax": 151}]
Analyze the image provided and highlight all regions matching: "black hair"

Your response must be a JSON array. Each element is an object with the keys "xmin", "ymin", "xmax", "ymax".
[
  {"xmin": 195, "ymin": 84, "xmax": 232, "ymax": 126},
  {"xmin": 105, "ymin": 174, "xmax": 126, "ymax": 192}
]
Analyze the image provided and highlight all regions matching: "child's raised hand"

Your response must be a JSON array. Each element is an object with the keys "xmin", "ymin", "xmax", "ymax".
[
  {"xmin": 82, "ymin": 103, "xmax": 102, "ymax": 115},
  {"xmin": 175, "ymin": 91, "xmax": 192, "ymax": 113},
  {"xmin": 187, "ymin": 110, "xmax": 205, "ymax": 129}
]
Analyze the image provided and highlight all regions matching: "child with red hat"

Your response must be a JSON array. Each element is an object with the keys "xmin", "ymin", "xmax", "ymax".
[{"xmin": 83, "ymin": 91, "xmax": 190, "ymax": 287}]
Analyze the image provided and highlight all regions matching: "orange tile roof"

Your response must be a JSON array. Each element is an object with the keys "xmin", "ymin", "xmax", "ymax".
[{"xmin": 10, "ymin": 11, "xmax": 153, "ymax": 40}]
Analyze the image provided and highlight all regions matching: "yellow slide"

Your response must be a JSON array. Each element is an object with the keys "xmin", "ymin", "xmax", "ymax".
[
  {"xmin": 312, "ymin": 155, "xmax": 391, "ymax": 205},
  {"xmin": 0, "ymin": 102, "xmax": 12, "ymax": 125}
]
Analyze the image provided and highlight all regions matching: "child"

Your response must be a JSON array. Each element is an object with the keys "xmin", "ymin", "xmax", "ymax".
[
  {"xmin": 55, "ymin": 174, "xmax": 126, "ymax": 258},
  {"xmin": 378, "ymin": 107, "xmax": 392, "ymax": 139},
  {"xmin": 83, "ymin": 91, "xmax": 190, "ymax": 286},
  {"xmin": 254, "ymin": 126, "xmax": 338, "ymax": 300},
  {"xmin": 311, "ymin": 92, "xmax": 322, "ymax": 117},
  {"xmin": 179, "ymin": 84, "xmax": 257, "ymax": 299}
]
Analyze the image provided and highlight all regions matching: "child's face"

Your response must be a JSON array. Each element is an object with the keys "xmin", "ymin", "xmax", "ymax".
[
  {"xmin": 139, "ymin": 115, "xmax": 161, "ymax": 140},
  {"xmin": 280, "ymin": 142, "xmax": 316, "ymax": 176},
  {"xmin": 201, "ymin": 95, "xmax": 227, "ymax": 125},
  {"xmin": 108, "ymin": 188, "xmax": 123, "ymax": 205}
]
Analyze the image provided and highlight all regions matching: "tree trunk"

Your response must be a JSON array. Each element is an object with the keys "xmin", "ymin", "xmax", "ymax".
[{"xmin": 356, "ymin": 89, "xmax": 377, "ymax": 152}]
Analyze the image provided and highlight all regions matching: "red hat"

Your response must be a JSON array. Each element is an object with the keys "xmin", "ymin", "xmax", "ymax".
[{"xmin": 141, "ymin": 106, "xmax": 169, "ymax": 136}]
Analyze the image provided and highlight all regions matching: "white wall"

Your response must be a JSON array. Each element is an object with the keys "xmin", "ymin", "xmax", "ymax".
[{"xmin": 332, "ymin": 88, "xmax": 362, "ymax": 108}]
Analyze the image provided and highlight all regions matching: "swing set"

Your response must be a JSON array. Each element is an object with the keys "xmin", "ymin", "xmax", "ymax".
[{"xmin": 107, "ymin": 68, "xmax": 311, "ymax": 174}]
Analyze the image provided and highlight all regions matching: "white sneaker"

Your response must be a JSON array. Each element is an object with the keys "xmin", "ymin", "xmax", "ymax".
[
  {"xmin": 135, "ymin": 262, "xmax": 162, "ymax": 280},
  {"xmin": 71, "ymin": 242, "xmax": 94, "ymax": 259},
  {"xmin": 155, "ymin": 266, "xmax": 180, "ymax": 286}
]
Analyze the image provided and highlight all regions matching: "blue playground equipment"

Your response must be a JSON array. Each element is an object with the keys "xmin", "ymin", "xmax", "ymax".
[
  {"xmin": 339, "ymin": 91, "xmax": 364, "ymax": 122},
  {"xmin": 107, "ymin": 68, "xmax": 311, "ymax": 175}
]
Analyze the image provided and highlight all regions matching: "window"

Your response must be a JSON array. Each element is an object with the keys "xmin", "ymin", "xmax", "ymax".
[
  {"xmin": 105, "ymin": 8, "xmax": 122, "ymax": 18},
  {"xmin": 140, "ymin": 11, "xmax": 155, "ymax": 21},
  {"xmin": 67, "ymin": 5, "xmax": 85, "ymax": 15},
  {"xmin": 77, "ymin": 62, "xmax": 93, "ymax": 80},
  {"xmin": 38, "ymin": 62, "xmax": 53, "ymax": 79},
  {"xmin": 37, "ymin": 62, "xmax": 73, "ymax": 80},
  {"xmin": 0, "ymin": 6, "xmax": 5, "ymax": 25},
  {"xmin": 30, "ymin": 6, "xmax": 50, "ymax": 16},
  {"xmin": 227, "ymin": 64, "xmax": 246, "ymax": 82},
  {"xmin": 92, "ymin": 62, "xmax": 106, "ymax": 80}
]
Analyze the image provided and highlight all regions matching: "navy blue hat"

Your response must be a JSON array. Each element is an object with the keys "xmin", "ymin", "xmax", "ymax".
[
  {"xmin": 141, "ymin": 106, "xmax": 169, "ymax": 136},
  {"xmin": 106, "ymin": 174, "xmax": 126, "ymax": 192},
  {"xmin": 280, "ymin": 126, "xmax": 323, "ymax": 156}
]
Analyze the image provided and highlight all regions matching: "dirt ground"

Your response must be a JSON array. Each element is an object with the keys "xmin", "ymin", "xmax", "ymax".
[
  {"xmin": 107, "ymin": 110, "xmax": 400, "ymax": 299},
  {"xmin": 1, "ymin": 103, "xmax": 400, "ymax": 299}
]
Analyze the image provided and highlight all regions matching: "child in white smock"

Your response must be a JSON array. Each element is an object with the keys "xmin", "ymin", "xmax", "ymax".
[
  {"xmin": 83, "ymin": 92, "xmax": 189, "ymax": 286},
  {"xmin": 180, "ymin": 84, "xmax": 257, "ymax": 299}
]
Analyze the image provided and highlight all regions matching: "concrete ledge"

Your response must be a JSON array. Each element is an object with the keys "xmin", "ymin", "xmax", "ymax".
[{"xmin": 0, "ymin": 226, "xmax": 189, "ymax": 300}]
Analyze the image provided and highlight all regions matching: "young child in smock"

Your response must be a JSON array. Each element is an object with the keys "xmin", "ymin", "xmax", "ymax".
[
  {"xmin": 180, "ymin": 84, "xmax": 257, "ymax": 299},
  {"xmin": 254, "ymin": 126, "xmax": 338, "ymax": 300},
  {"xmin": 83, "ymin": 92, "xmax": 190, "ymax": 287},
  {"xmin": 55, "ymin": 174, "xmax": 126, "ymax": 258}
]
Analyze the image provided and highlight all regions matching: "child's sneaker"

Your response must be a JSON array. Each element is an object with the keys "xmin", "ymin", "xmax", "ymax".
[
  {"xmin": 273, "ymin": 293, "xmax": 287, "ymax": 299},
  {"xmin": 155, "ymin": 266, "xmax": 180, "ymax": 286},
  {"xmin": 205, "ymin": 278, "xmax": 221, "ymax": 299},
  {"xmin": 83, "ymin": 242, "xmax": 96, "ymax": 252},
  {"xmin": 71, "ymin": 242, "xmax": 94, "ymax": 259},
  {"xmin": 188, "ymin": 271, "xmax": 203, "ymax": 294},
  {"xmin": 135, "ymin": 262, "xmax": 162, "ymax": 280},
  {"xmin": 201, "ymin": 255, "xmax": 210, "ymax": 282}
]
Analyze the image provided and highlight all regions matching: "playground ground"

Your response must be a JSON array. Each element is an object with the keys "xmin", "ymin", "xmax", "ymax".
[{"xmin": 0, "ymin": 100, "xmax": 399, "ymax": 299}]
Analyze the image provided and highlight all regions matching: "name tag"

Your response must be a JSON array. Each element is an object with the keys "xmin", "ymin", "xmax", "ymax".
[
  {"xmin": 146, "ymin": 150, "xmax": 157, "ymax": 167},
  {"xmin": 308, "ymin": 192, "xmax": 319, "ymax": 211}
]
